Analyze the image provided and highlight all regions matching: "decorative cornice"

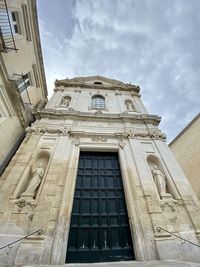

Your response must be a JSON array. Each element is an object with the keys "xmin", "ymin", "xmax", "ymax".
[
  {"xmin": 33, "ymin": 109, "xmax": 161, "ymax": 126},
  {"xmin": 54, "ymin": 83, "xmax": 140, "ymax": 94},
  {"xmin": 25, "ymin": 124, "xmax": 166, "ymax": 142}
]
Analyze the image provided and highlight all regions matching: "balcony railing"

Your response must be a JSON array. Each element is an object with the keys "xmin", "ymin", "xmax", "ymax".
[{"xmin": 0, "ymin": 0, "xmax": 18, "ymax": 52}]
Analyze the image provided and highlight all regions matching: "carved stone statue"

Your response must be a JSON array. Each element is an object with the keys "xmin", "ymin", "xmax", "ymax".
[
  {"xmin": 61, "ymin": 96, "xmax": 71, "ymax": 107},
  {"xmin": 152, "ymin": 165, "xmax": 167, "ymax": 197},
  {"xmin": 125, "ymin": 100, "xmax": 134, "ymax": 111},
  {"xmin": 21, "ymin": 161, "xmax": 44, "ymax": 198}
]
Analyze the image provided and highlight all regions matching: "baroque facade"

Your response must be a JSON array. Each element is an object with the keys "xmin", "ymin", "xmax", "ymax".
[
  {"xmin": 0, "ymin": 0, "xmax": 47, "ymax": 175},
  {"xmin": 170, "ymin": 113, "xmax": 200, "ymax": 201},
  {"xmin": 0, "ymin": 76, "xmax": 200, "ymax": 266}
]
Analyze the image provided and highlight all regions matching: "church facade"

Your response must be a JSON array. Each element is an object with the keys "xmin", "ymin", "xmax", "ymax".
[{"xmin": 0, "ymin": 76, "xmax": 200, "ymax": 266}]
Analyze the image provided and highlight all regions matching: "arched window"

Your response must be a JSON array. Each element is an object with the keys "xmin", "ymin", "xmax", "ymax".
[{"xmin": 91, "ymin": 95, "xmax": 105, "ymax": 109}]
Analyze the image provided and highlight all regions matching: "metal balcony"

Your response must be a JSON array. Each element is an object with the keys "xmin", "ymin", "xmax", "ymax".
[{"xmin": 0, "ymin": 0, "xmax": 18, "ymax": 52}]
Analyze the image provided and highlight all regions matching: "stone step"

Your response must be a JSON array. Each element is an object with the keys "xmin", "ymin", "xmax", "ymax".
[{"xmin": 21, "ymin": 260, "xmax": 200, "ymax": 267}]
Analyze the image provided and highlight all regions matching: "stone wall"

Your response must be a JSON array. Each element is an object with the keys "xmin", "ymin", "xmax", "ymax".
[{"xmin": 170, "ymin": 114, "xmax": 200, "ymax": 200}]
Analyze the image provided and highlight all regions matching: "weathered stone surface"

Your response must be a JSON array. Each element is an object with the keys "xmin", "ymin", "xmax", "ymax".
[{"xmin": 1, "ymin": 76, "xmax": 200, "ymax": 266}]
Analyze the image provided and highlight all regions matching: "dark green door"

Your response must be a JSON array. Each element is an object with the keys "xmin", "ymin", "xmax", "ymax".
[{"xmin": 66, "ymin": 152, "xmax": 134, "ymax": 263}]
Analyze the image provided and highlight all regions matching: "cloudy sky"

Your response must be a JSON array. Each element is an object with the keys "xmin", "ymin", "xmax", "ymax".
[{"xmin": 37, "ymin": 0, "xmax": 200, "ymax": 143}]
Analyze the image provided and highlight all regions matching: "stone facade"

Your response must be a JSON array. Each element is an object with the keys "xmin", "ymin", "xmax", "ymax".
[
  {"xmin": 0, "ymin": 0, "xmax": 47, "ymax": 175},
  {"xmin": 169, "ymin": 113, "xmax": 200, "ymax": 200},
  {"xmin": 0, "ymin": 76, "xmax": 200, "ymax": 266}
]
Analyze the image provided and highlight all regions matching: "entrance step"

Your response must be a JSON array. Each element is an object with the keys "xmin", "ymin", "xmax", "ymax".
[{"xmin": 21, "ymin": 260, "xmax": 200, "ymax": 267}]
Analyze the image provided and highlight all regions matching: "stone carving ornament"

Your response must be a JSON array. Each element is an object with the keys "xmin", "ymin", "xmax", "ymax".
[
  {"xmin": 92, "ymin": 136, "xmax": 107, "ymax": 143},
  {"xmin": 151, "ymin": 165, "xmax": 171, "ymax": 198},
  {"xmin": 125, "ymin": 130, "xmax": 166, "ymax": 141},
  {"xmin": 72, "ymin": 136, "xmax": 80, "ymax": 146},
  {"xmin": 13, "ymin": 198, "xmax": 35, "ymax": 211},
  {"xmin": 60, "ymin": 96, "xmax": 71, "ymax": 107},
  {"xmin": 150, "ymin": 131, "xmax": 167, "ymax": 140},
  {"xmin": 21, "ymin": 161, "xmax": 44, "ymax": 198},
  {"xmin": 26, "ymin": 125, "xmax": 71, "ymax": 135},
  {"xmin": 26, "ymin": 125, "xmax": 46, "ymax": 134},
  {"xmin": 125, "ymin": 100, "xmax": 135, "ymax": 111},
  {"xmin": 152, "ymin": 166, "xmax": 166, "ymax": 196}
]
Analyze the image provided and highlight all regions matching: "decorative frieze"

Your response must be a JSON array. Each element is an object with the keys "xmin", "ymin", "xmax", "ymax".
[
  {"xmin": 92, "ymin": 136, "xmax": 107, "ymax": 143},
  {"xmin": 125, "ymin": 130, "xmax": 166, "ymax": 141},
  {"xmin": 26, "ymin": 125, "xmax": 71, "ymax": 135}
]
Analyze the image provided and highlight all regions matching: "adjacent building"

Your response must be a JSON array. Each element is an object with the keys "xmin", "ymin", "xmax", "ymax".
[
  {"xmin": 169, "ymin": 113, "xmax": 200, "ymax": 200},
  {"xmin": 0, "ymin": 76, "xmax": 200, "ymax": 266},
  {"xmin": 0, "ymin": 0, "xmax": 47, "ymax": 176}
]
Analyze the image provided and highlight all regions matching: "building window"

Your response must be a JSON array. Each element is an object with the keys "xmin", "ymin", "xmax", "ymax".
[
  {"xmin": 91, "ymin": 95, "xmax": 105, "ymax": 109},
  {"xmin": 9, "ymin": 11, "xmax": 21, "ymax": 35},
  {"xmin": 94, "ymin": 81, "xmax": 102, "ymax": 85},
  {"xmin": 16, "ymin": 73, "xmax": 32, "ymax": 93}
]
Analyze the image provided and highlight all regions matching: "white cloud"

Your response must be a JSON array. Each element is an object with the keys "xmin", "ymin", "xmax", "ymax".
[{"xmin": 38, "ymin": 0, "xmax": 200, "ymax": 142}]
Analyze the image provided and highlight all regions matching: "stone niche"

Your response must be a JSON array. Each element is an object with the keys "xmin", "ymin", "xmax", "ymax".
[
  {"xmin": 11, "ymin": 150, "xmax": 50, "ymax": 209},
  {"xmin": 147, "ymin": 154, "xmax": 179, "ymax": 201}
]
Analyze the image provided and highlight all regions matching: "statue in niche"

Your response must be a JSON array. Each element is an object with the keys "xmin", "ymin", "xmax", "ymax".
[
  {"xmin": 61, "ymin": 96, "xmax": 71, "ymax": 107},
  {"xmin": 151, "ymin": 165, "xmax": 169, "ymax": 197},
  {"xmin": 21, "ymin": 161, "xmax": 45, "ymax": 198},
  {"xmin": 125, "ymin": 100, "xmax": 135, "ymax": 111}
]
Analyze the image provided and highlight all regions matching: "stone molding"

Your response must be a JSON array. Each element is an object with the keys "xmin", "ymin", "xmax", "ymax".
[
  {"xmin": 33, "ymin": 108, "xmax": 161, "ymax": 125},
  {"xmin": 25, "ymin": 124, "xmax": 166, "ymax": 142}
]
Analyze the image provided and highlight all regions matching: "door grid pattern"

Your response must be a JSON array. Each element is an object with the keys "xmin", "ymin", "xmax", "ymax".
[{"xmin": 66, "ymin": 152, "xmax": 134, "ymax": 263}]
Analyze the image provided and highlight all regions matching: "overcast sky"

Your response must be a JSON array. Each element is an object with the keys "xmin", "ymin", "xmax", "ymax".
[{"xmin": 37, "ymin": 0, "xmax": 200, "ymax": 143}]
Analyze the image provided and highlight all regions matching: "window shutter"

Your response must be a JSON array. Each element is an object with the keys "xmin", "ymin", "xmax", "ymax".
[{"xmin": 22, "ymin": 4, "xmax": 31, "ymax": 41}]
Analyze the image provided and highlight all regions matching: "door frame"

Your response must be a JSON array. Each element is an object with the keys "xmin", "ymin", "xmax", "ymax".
[{"xmin": 51, "ymin": 142, "xmax": 148, "ymax": 264}]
